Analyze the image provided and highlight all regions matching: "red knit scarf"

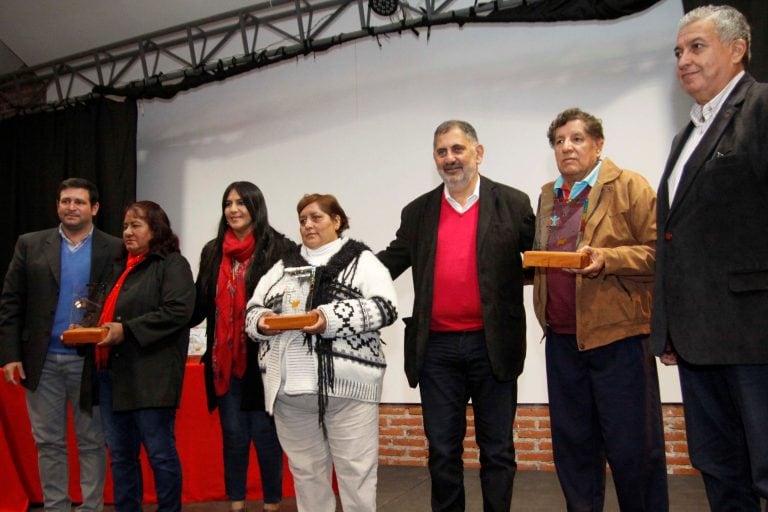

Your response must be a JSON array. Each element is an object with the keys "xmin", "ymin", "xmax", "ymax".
[
  {"xmin": 212, "ymin": 229, "xmax": 255, "ymax": 396},
  {"xmin": 96, "ymin": 252, "xmax": 146, "ymax": 370}
]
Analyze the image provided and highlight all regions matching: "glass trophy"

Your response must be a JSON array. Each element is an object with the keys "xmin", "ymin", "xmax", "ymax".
[
  {"xmin": 281, "ymin": 266, "xmax": 316, "ymax": 313},
  {"xmin": 70, "ymin": 283, "xmax": 107, "ymax": 327},
  {"xmin": 62, "ymin": 283, "xmax": 109, "ymax": 344},
  {"xmin": 263, "ymin": 266, "xmax": 319, "ymax": 330}
]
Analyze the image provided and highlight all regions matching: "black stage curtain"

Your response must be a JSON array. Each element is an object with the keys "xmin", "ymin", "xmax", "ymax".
[
  {"xmin": 0, "ymin": 98, "xmax": 137, "ymax": 277},
  {"xmin": 683, "ymin": 0, "xmax": 768, "ymax": 82}
]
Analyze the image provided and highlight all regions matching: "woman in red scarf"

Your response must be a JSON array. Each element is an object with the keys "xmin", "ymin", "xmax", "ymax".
[
  {"xmin": 95, "ymin": 201, "xmax": 196, "ymax": 512},
  {"xmin": 191, "ymin": 182, "xmax": 294, "ymax": 512}
]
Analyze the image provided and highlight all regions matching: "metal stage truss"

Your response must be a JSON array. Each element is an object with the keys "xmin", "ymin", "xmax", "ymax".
[{"xmin": 0, "ymin": 0, "xmax": 654, "ymax": 113}]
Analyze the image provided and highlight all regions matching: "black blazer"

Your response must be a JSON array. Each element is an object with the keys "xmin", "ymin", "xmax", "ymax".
[
  {"xmin": 0, "ymin": 228, "xmax": 122, "ymax": 395},
  {"xmin": 650, "ymin": 73, "xmax": 768, "ymax": 364},
  {"xmin": 378, "ymin": 175, "xmax": 535, "ymax": 387},
  {"xmin": 191, "ymin": 231, "xmax": 295, "ymax": 413},
  {"xmin": 88, "ymin": 251, "xmax": 196, "ymax": 412}
]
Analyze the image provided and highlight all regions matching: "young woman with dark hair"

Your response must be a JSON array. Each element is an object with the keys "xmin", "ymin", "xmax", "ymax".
[{"xmin": 191, "ymin": 182, "xmax": 295, "ymax": 512}]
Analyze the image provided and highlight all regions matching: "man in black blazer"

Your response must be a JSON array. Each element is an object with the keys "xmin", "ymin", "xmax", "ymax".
[
  {"xmin": 0, "ymin": 178, "xmax": 122, "ymax": 512},
  {"xmin": 651, "ymin": 6, "xmax": 768, "ymax": 511},
  {"xmin": 378, "ymin": 120, "xmax": 535, "ymax": 511}
]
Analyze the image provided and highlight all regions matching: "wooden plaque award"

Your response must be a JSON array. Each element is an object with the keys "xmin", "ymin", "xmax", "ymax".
[
  {"xmin": 262, "ymin": 311, "xmax": 320, "ymax": 330},
  {"xmin": 523, "ymin": 250, "xmax": 591, "ymax": 269},
  {"xmin": 62, "ymin": 327, "xmax": 109, "ymax": 344}
]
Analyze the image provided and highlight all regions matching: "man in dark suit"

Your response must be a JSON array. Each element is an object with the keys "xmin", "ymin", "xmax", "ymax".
[
  {"xmin": 378, "ymin": 120, "xmax": 535, "ymax": 511},
  {"xmin": 651, "ymin": 5, "xmax": 768, "ymax": 511},
  {"xmin": 0, "ymin": 178, "xmax": 122, "ymax": 512}
]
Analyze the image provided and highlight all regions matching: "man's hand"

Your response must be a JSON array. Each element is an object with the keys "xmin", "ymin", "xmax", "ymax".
[
  {"xmin": 3, "ymin": 362, "xmax": 25, "ymax": 385},
  {"xmin": 660, "ymin": 342, "xmax": 678, "ymax": 366},
  {"xmin": 567, "ymin": 245, "xmax": 605, "ymax": 278}
]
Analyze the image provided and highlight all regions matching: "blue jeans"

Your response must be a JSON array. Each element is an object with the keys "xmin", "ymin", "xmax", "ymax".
[
  {"xmin": 218, "ymin": 377, "xmax": 283, "ymax": 504},
  {"xmin": 419, "ymin": 330, "xmax": 517, "ymax": 512},
  {"xmin": 678, "ymin": 360, "xmax": 768, "ymax": 512},
  {"xmin": 98, "ymin": 371, "xmax": 182, "ymax": 512}
]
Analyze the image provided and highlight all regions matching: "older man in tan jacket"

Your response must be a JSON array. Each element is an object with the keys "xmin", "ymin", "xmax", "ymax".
[{"xmin": 531, "ymin": 108, "xmax": 668, "ymax": 512}]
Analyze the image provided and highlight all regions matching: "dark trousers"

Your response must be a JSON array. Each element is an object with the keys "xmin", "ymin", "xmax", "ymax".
[
  {"xmin": 545, "ymin": 332, "xmax": 668, "ymax": 512},
  {"xmin": 217, "ymin": 376, "xmax": 283, "ymax": 504},
  {"xmin": 678, "ymin": 360, "xmax": 768, "ymax": 512},
  {"xmin": 98, "ymin": 371, "xmax": 182, "ymax": 512},
  {"xmin": 419, "ymin": 330, "xmax": 517, "ymax": 512}
]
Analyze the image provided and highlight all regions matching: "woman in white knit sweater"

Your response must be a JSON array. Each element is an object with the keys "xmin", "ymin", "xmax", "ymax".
[{"xmin": 244, "ymin": 193, "xmax": 398, "ymax": 512}]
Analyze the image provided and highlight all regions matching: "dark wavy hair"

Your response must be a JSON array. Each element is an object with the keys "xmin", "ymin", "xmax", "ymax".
[
  {"xmin": 546, "ymin": 108, "xmax": 604, "ymax": 148},
  {"xmin": 198, "ymin": 181, "xmax": 290, "ymax": 294},
  {"xmin": 123, "ymin": 200, "xmax": 180, "ymax": 255},
  {"xmin": 296, "ymin": 193, "xmax": 350, "ymax": 236}
]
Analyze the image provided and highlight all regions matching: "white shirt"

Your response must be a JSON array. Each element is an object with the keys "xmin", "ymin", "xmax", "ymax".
[
  {"xmin": 300, "ymin": 237, "xmax": 346, "ymax": 266},
  {"xmin": 444, "ymin": 175, "xmax": 480, "ymax": 213},
  {"xmin": 667, "ymin": 71, "xmax": 745, "ymax": 205},
  {"xmin": 58, "ymin": 224, "xmax": 94, "ymax": 253}
]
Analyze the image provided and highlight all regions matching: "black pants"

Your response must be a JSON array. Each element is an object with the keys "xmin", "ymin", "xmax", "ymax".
[
  {"xmin": 546, "ymin": 332, "xmax": 668, "ymax": 512},
  {"xmin": 679, "ymin": 359, "xmax": 768, "ymax": 512},
  {"xmin": 419, "ymin": 330, "xmax": 517, "ymax": 512}
]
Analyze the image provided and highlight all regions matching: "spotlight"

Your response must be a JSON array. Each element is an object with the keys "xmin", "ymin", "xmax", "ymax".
[{"xmin": 370, "ymin": 0, "xmax": 399, "ymax": 16}]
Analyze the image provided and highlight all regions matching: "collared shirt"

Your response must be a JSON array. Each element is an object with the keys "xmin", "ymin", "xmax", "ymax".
[
  {"xmin": 667, "ymin": 70, "xmax": 745, "ymax": 205},
  {"xmin": 58, "ymin": 224, "xmax": 94, "ymax": 253},
  {"xmin": 553, "ymin": 159, "xmax": 602, "ymax": 200},
  {"xmin": 444, "ymin": 175, "xmax": 480, "ymax": 214}
]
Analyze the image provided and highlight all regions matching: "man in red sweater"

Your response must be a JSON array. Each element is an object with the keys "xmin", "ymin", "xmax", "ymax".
[{"xmin": 378, "ymin": 120, "xmax": 535, "ymax": 511}]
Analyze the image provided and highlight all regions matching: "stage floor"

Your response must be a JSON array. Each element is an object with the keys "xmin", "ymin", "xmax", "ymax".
[{"xmin": 29, "ymin": 465, "xmax": 711, "ymax": 512}]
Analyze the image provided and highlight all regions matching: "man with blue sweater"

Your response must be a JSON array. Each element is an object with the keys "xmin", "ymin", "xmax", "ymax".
[{"xmin": 0, "ymin": 178, "xmax": 122, "ymax": 512}]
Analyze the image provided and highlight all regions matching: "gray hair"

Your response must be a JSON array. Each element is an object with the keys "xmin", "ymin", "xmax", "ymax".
[
  {"xmin": 433, "ymin": 120, "xmax": 478, "ymax": 148},
  {"xmin": 680, "ymin": 5, "xmax": 751, "ymax": 67}
]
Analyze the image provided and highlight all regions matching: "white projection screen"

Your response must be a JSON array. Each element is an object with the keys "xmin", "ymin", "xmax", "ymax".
[{"xmin": 137, "ymin": 0, "xmax": 688, "ymax": 403}]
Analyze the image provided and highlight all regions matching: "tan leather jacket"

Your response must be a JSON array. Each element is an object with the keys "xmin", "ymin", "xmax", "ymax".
[{"xmin": 532, "ymin": 158, "xmax": 657, "ymax": 350}]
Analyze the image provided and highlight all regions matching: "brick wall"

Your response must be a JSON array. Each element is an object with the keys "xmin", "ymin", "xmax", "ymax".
[{"xmin": 378, "ymin": 404, "xmax": 696, "ymax": 475}]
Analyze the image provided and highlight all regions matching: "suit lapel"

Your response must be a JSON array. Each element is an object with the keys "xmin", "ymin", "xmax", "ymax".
[
  {"xmin": 413, "ymin": 186, "xmax": 442, "ymax": 321},
  {"xmin": 660, "ymin": 126, "xmax": 692, "ymax": 206},
  {"xmin": 656, "ymin": 128, "xmax": 691, "ymax": 225},
  {"xmin": 43, "ymin": 230, "xmax": 62, "ymax": 287},
  {"xmin": 668, "ymin": 75, "xmax": 751, "ymax": 221},
  {"xmin": 89, "ymin": 229, "xmax": 113, "ymax": 283},
  {"xmin": 421, "ymin": 186, "xmax": 443, "ymax": 272},
  {"xmin": 476, "ymin": 176, "xmax": 492, "ymax": 252}
]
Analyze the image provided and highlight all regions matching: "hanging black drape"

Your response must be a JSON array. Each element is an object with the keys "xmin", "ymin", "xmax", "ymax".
[
  {"xmin": 0, "ymin": 97, "xmax": 137, "ymax": 277},
  {"xmin": 683, "ymin": 0, "xmax": 768, "ymax": 82}
]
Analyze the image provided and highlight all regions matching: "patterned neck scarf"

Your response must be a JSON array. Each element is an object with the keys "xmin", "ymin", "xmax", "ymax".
[{"xmin": 212, "ymin": 228, "xmax": 255, "ymax": 396}]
